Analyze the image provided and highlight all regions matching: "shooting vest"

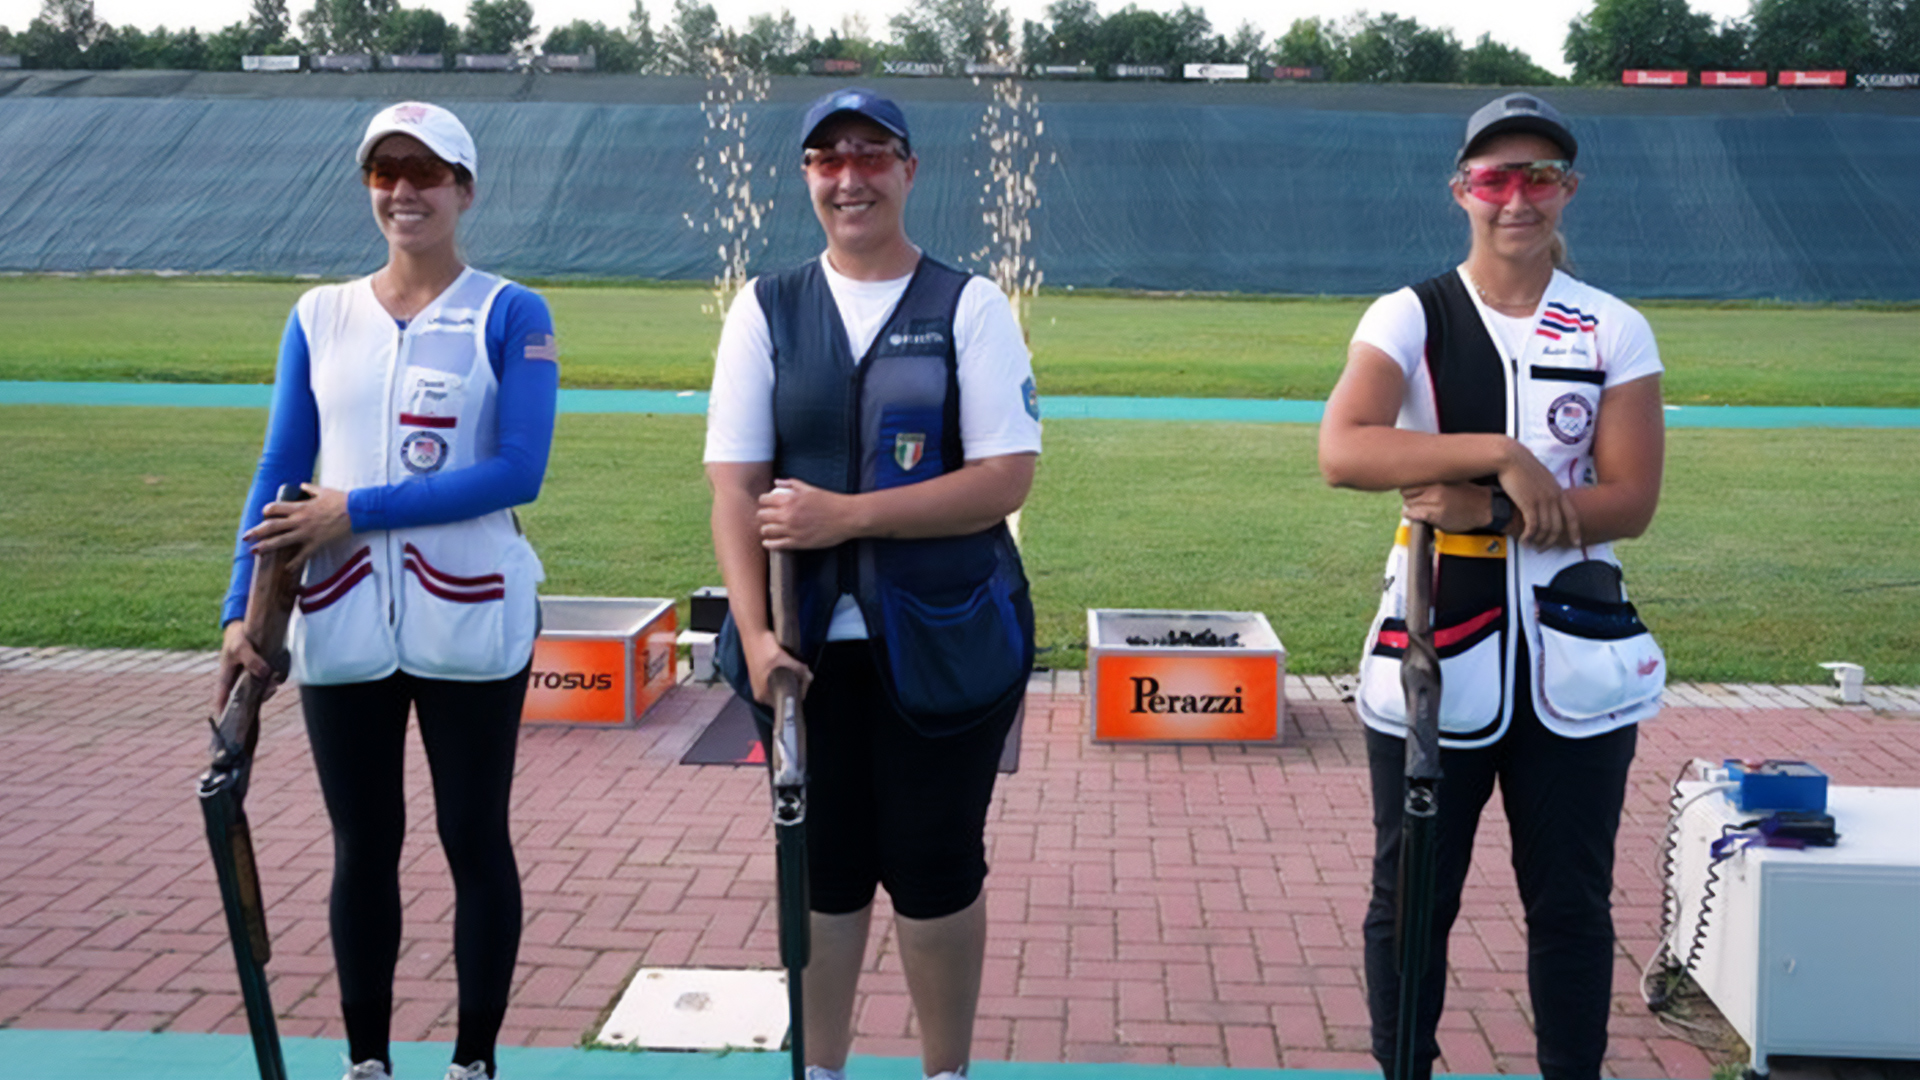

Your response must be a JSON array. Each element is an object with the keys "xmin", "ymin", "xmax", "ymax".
[
  {"xmin": 287, "ymin": 268, "xmax": 544, "ymax": 686},
  {"xmin": 1355, "ymin": 268, "xmax": 1664, "ymax": 747},
  {"xmin": 720, "ymin": 257, "xmax": 1034, "ymax": 735}
]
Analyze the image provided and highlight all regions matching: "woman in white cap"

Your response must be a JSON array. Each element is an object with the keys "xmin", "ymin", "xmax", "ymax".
[
  {"xmin": 216, "ymin": 101, "xmax": 558, "ymax": 1080},
  {"xmin": 1319, "ymin": 93, "xmax": 1666, "ymax": 1079}
]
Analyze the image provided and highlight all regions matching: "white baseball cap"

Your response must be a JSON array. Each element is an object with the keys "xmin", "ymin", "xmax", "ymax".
[{"xmin": 356, "ymin": 101, "xmax": 478, "ymax": 181}]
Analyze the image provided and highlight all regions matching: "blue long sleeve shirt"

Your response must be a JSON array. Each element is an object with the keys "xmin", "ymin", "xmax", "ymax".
[{"xmin": 222, "ymin": 283, "xmax": 558, "ymax": 626}]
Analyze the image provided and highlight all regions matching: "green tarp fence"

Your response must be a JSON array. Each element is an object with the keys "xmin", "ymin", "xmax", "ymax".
[{"xmin": 3, "ymin": 74, "xmax": 1916, "ymax": 300}]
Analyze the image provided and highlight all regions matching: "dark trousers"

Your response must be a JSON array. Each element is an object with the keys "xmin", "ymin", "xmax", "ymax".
[
  {"xmin": 1363, "ymin": 698, "xmax": 1636, "ymax": 1080},
  {"xmin": 301, "ymin": 665, "xmax": 529, "ymax": 1073},
  {"xmin": 760, "ymin": 641, "xmax": 1020, "ymax": 920}
]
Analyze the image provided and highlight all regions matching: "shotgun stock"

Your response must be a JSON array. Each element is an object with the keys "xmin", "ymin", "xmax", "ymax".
[{"xmin": 199, "ymin": 483, "xmax": 309, "ymax": 1080}]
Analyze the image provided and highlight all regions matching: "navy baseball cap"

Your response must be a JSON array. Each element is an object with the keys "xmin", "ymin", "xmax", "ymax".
[
  {"xmin": 1458, "ymin": 92, "xmax": 1577, "ymax": 165},
  {"xmin": 801, "ymin": 88, "xmax": 911, "ymax": 151}
]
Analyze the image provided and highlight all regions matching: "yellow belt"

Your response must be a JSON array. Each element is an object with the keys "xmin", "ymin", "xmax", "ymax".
[{"xmin": 1395, "ymin": 525, "xmax": 1508, "ymax": 559}]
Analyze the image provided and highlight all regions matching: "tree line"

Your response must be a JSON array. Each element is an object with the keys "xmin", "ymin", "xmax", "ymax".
[{"xmin": 3, "ymin": 0, "xmax": 1916, "ymax": 81}]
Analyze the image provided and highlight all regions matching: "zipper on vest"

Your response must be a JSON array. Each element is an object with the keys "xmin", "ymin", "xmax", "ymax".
[
  {"xmin": 387, "ymin": 321, "xmax": 405, "ymax": 626},
  {"xmin": 1504, "ymin": 352, "xmax": 1522, "ymax": 726},
  {"xmin": 841, "ymin": 339, "xmax": 868, "ymax": 597}
]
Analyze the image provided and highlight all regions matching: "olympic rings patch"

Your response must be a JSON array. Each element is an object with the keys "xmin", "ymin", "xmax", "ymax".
[
  {"xmin": 401, "ymin": 429, "xmax": 449, "ymax": 474},
  {"xmin": 1546, "ymin": 392, "xmax": 1594, "ymax": 445}
]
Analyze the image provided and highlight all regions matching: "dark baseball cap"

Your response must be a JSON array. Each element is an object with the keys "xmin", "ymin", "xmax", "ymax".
[
  {"xmin": 801, "ymin": 88, "xmax": 911, "ymax": 151},
  {"xmin": 1458, "ymin": 92, "xmax": 1577, "ymax": 165}
]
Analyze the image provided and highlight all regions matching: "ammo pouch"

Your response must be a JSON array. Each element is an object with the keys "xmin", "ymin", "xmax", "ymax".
[{"xmin": 1532, "ymin": 560, "xmax": 1665, "ymax": 722}]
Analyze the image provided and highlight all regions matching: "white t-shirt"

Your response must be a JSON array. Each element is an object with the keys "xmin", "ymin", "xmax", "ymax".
[
  {"xmin": 1352, "ymin": 268, "xmax": 1664, "ymax": 389},
  {"xmin": 704, "ymin": 254, "xmax": 1043, "ymax": 639}
]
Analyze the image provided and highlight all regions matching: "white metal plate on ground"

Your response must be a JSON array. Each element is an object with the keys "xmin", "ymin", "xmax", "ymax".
[{"xmin": 594, "ymin": 967, "xmax": 790, "ymax": 1051}]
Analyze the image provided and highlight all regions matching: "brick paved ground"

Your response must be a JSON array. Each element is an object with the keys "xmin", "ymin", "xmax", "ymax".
[{"xmin": 2, "ymin": 646, "xmax": 1916, "ymax": 1075}]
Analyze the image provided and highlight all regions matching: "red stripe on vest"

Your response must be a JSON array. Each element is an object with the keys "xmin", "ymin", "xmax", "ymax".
[
  {"xmin": 1378, "ymin": 607, "xmax": 1505, "ymax": 651},
  {"xmin": 402, "ymin": 543, "xmax": 505, "ymax": 588},
  {"xmin": 404, "ymin": 558, "xmax": 505, "ymax": 603},
  {"xmin": 298, "ymin": 562, "xmax": 373, "ymax": 614},
  {"xmin": 299, "ymin": 545, "xmax": 371, "ymax": 597}
]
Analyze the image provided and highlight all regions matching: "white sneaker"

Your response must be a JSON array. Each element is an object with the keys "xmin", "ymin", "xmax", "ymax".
[
  {"xmin": 443, "ymin": 1064, "xmax": 491, "ymax": 1080},
  {"xmin": 344, "ymin": 1062, "xmax": 391, "ymax": 1080},
  {"xmin": 925, "ymin": 1072, "xmax": 967, "ymax": 1080},
  {"xmin": 805, "ymin": 1068, "xmax": 846, "ymax": 1080}
]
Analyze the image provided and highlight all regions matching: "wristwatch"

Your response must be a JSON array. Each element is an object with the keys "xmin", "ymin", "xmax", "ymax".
[{"xmin": 1482, "ymin": 488, "xmax": 1514, "ymax": 536}]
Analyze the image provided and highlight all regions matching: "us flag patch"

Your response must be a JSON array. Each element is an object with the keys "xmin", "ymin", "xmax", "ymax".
[
  {"xmin": 1536, "ymin": 302, "xmax": 1598, "ymax": 341},
  {"xmin": 524, "ymin": 334, "xmax": 559, "ymax": 362}
]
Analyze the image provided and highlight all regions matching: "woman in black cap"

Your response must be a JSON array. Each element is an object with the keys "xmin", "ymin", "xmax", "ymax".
[
  {"xmin": 1319, "ymin": 93, "xmax": 1667, "ymax": 1079},
  {"xmin": 706, "ymin": 88, "xmax": 1040, "ymax": 1080}
]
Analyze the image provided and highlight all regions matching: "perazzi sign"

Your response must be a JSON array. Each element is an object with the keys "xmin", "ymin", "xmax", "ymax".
[
  {"xmin": 1092, "ymin": 651, "xmax": 1281, "ymax": 742},
  {"xmin": 1130, "ymin": 675, "xmax": 1245, "ymax": 714}
]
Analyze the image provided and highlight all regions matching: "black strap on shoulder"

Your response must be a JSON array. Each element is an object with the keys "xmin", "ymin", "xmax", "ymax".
[
  {"xmin": 1410, "ymin": 272, "xmax": 1507, "ymax": 436},
  {"xmin": 1411, "ymin": 271, "xmax": 1512, "ymax": 625}
]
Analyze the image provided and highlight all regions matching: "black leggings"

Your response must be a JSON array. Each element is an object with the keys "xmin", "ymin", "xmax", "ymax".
[
  {"xmin": 1362, "ymin": 694, "xmax": 1637, "ymax": 1080},
  {"xmin": 301, "ymin": 666, "xmax": 528, "ymax": 1074}
]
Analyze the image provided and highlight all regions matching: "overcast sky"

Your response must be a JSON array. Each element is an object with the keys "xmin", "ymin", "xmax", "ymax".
[{"xmin": 0, "ymin": 0, "xmax": 1756, "ymax": 77}]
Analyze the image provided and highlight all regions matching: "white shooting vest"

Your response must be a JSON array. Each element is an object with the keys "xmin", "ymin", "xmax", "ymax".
[
  {"xmin": 1356, "ymin": 269, "xmax": 1665, "ymax": 746},
  {"xmin": 287, "ymin": 268, "xmax": 544, "ymax": 685}
]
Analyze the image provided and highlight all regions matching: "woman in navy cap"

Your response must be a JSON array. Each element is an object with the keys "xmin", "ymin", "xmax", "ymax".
[
  {"xmin": 706, "ymin": 88, "xmax": 1041, "ymax": 1080},
  {"xmin": 217, "ymin": 101, "xmax": 558, "ymax": 1080},
  {"xmin": 1319, "ymin": 93, "xmax": 1667, "ymax": 1079}
]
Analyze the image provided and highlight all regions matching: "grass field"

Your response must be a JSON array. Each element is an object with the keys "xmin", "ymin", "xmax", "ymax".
[
  {"xmin": 2, "ymin": 277, "xmax": 1917, "ymax": 407},
  {"xmin": 2, "ymin": 405, "xmax": 1915, "ymax": 684},
  {"xmin": 2, "ymin": 275, "xmax": 1915, "ymax": 683}
]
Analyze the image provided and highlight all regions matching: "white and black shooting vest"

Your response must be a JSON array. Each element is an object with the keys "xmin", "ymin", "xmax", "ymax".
[
  {"xmin": 287, "ymin": 268, "xmax": 544, "ymax": 686},
  {"xmin": 1356, "ymin": 268, "xmax": 1665, "ymax": 747}
]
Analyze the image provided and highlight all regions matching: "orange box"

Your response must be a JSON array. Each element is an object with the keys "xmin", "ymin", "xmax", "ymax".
[
  {"xmin": 1087, "ymin": 609, "xmax": 1286, "ymax": 744},
  {"xmin": 525, "ymin": 597, "xmax": 677, "ymax": 726}
]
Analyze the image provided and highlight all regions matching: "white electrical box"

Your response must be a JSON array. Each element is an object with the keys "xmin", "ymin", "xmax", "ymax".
[{"xmin": 1666, "ymin": 784, "xmax": 1920, "ymax": 1074}]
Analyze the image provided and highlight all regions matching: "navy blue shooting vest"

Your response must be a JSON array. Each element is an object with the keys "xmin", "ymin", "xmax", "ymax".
[{"xmin": 719, "ymin": 257, "xmax": 1034, "ymax": 735}]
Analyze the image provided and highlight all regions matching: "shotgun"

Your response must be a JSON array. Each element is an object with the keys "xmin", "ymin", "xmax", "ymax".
[
  {"xmin": 766, "ymin": 550, "xmax": 810, "ymax": 1080},
  {"xmin": 1392, "ymin": 520, "xmax": 1443, "ymax": 1080},
  {"xmin": 198, "ymin": 483, "xmax": 309, "ymax": 1080}
]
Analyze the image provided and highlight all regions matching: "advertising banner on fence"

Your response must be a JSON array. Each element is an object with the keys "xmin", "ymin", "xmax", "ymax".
[
  {"xmin": 1184, "ymin": 63, "xmax": 1250, "ymax": 81},
  {"xmin": 965, "ymin": 61, "xmax": 1020, "ymax": 76},
  {"xmin": 312, "ymin": 53, "xmax": 373, "ymax": 72},
  {"xmin": 1623, "ymin": 69, "xmax": 1688, "ymax": 85},
  {"xmin": 1112, "ymin": 64, "xmax": 1171, "ymax": 79},
  {"xmin": 1857, "ymin": 73, "xmax": 1920, "ymax": 88},
  {"xmin": 810, "ymin": 58, "xmax": 863, "ymax": 74},
  {"xmin": 1032, "ymin": 63, "xmax": 1096, "ymax": 77},
  {"xmin": 1701, "ymin": 70, "xmax": 1767, "ymax": 86},
  {"xmin": 1271, "ymin": 65, "xmax": 1326, "ymax": 81},
  {"xmin": 881, "ymin": 60, "xmax": 944, "ymax": 76},
  {"xmin": 242, "ymin": 55, "xmax": 300, "ymax": 72},
  {"xmin": 1779, "ymin": 70, "xmax": 1846, "ymax": 86}
]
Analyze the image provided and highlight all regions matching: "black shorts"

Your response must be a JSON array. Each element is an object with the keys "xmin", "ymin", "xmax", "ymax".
[{"xmin": 761, "ymin": 641, "xmax": 1020, "ymax": 920}]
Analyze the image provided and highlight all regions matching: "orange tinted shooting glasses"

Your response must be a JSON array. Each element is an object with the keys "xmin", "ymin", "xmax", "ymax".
[{"xmin": 362, "ymin": 155, "xmax": 458, "ymax": 191}]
